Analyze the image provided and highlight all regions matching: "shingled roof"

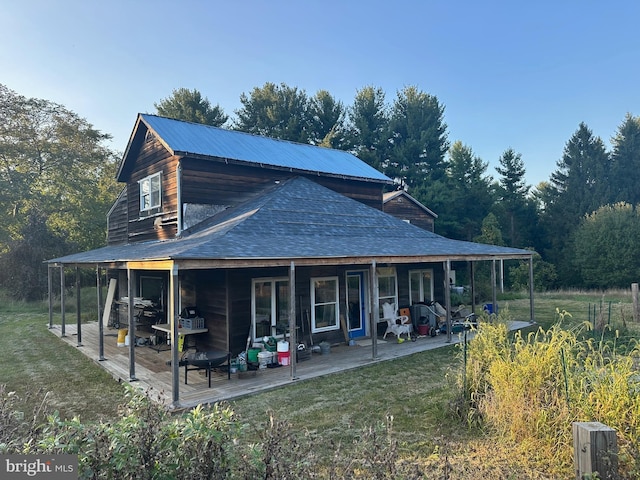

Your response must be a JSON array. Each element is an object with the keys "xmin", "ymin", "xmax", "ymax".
[
  {"xmin": 118, "ymin": 114, "xmax": 392, "ymax": 184},
  {"xmin": 49, "ymin": 177, "xmax": 532, "ymax": 267}
]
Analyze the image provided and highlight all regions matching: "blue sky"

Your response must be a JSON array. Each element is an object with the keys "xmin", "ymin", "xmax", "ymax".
[{"xmin": 2, "ymin": 0, "xmax": 639, "ymax": 186}]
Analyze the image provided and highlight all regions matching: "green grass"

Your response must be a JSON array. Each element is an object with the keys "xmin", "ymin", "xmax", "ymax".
[
  {"xmin": 1, "ymin": 288, "xmax": 639, "ymax": 478},
  {"xmin": 0, "ymin": 295, "xmax": 125, "ymax": 421}
]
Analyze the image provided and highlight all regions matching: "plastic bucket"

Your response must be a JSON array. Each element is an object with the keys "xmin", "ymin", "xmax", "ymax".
[
  {"xmin": 417, "ymin": 324, "xmax": 429, "ymax": 336},
  {"xmin": 117, "ymin": 329, "xmax": 128, "ymax": 347},
  {"xmin": 277, "ymin": 341, "xmax": 289, "ymax": 352},
  {"xmin": 278, "ymin": 351, "xmax": 291, "ymax": 366},
  {"xmin": 257, "ymin": 351, "xmax": 271, "ymax": 369},
  {"xmin": 319, "ymin": 342, "xmax": 331, "ymax": 355},
  {"xmin": 247, "ymin": 348, "xmax": 261, "ymax": 363}
]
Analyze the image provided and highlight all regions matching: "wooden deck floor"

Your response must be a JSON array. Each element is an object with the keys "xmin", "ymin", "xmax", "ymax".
[{"xmin": 49, "ymin": 319, "xmax": 534, "ymax": 410}]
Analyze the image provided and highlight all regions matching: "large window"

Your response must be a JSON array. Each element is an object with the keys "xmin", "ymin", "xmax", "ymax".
[
  {"xmin": 252, "ymin": 278, "xmax": 289, "ymax": 339},
  {"xmin": 311, "ymin": 277, "xmax": 339, "ymax": 333},
  {"xmin": 409, "ymin": 269, "xmax": 433, "ymax": 304},
  {"xmin": 139, "ymin": 172, "xmax": 162, "ymax": 211},
  {"xmin": 377, "ymin": 268, "xmax": 398, "ymax": 319}
]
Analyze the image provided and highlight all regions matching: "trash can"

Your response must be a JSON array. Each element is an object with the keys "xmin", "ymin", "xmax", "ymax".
[{"xmin": 483, "ymin": 303, "xmax": 498, "ymax": 314}]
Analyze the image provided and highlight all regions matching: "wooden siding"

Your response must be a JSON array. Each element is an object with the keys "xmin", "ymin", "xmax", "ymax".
[
  {"xmin": 383, "ymin": 194, "xmax": 435, "ymax": 232},
  {"xmin": 181, "ymin": 158, "xmax": 385, "ymax": 211},
  {"xmin": 107, "ymin": 188, "xmax": 128, "ymax": 245},
  {"xmin": 125, "ymin": 134, "xmax": 179, "ymax": 242},
  {"xmin": 194, "ymin": 270, "xmax": 229, "ymax": 353}
]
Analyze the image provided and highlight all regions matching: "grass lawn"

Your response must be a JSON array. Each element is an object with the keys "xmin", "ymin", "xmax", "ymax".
[{"xmin": 1, "ymin": 288, "xmax": 638, "ymax": 477}]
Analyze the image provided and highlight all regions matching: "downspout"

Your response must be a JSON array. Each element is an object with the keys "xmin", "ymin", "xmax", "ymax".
[{"xmin": 176, "ymin": 160, "xmax": 183, "ymax": 236}]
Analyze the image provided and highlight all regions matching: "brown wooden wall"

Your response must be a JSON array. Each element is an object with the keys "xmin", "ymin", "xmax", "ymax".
[
  {"xmin": 107, "ymin": 188, "xmax": 128, "ymax": 245},
  {"xmin": 383, "ymin": 195, "xmax": 435, "ymax": 232},
  {"xmin": 125, "ymin": 135, "xmax": 179, "ymax": 242},
  {"xmin": 181, "ymin": 157, "xmax": 385, "ymax": 211}
]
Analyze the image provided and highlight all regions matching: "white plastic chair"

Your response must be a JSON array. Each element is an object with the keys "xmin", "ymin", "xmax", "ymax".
[{"xmin": 381, "ymin": 302, "xmax": 411, "ymax": 339}]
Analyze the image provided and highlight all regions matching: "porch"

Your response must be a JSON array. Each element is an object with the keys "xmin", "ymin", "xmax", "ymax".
[{"xmin": 49, "ymin": 318, "xmax": 534, "ymax": 410}]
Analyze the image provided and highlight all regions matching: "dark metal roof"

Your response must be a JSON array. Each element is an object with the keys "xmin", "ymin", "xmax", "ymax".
[
  {"xmin": 129, "ymin": 114, "xmax": 391, "ymax": 183},
  {"xmin": 49, "ymin": 177, "xmax": 532, "ymax": 266}
]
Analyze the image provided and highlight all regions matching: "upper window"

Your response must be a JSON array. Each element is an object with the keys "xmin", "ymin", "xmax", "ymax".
[{"xmin": 139, "ymin": 173, "xmax": 161, "ymax": 211}]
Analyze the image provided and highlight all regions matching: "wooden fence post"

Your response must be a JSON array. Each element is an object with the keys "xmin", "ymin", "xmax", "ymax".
[
  {"xmin": 632, "ymin": 283, "xmax": 639, "ymax": 323},
  {"xmin": 573, "ymin": 422, "xmax": 617, "ymax": 480}
]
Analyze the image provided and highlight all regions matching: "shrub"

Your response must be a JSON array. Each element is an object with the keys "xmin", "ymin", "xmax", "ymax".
[{"xmin": 461, "ymin": 310, "xmax": 640, "ymax": 478}]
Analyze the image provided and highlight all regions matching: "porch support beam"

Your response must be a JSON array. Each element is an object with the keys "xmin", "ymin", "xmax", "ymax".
[
  {"xmin": 289, "ymin": 261, "xmax": 297, "ymax": 380},
  {"xmin": 444, "ymin": 260, "xmax": 452, "ymax": 343},
  {"xmin": 76, "ymin": 267, "xmax": 82, "ymax": 347},
  {"xmin": 127, "ymin": 267, "xmax": 137, "ymax": 381},
  {"xmin": 48, "ymin": 265, "xmax": 53, "ymax": 329},
  {"xmin": 170, "ymin": 264, "xmax": 180, "ymax": 407},
  {"xmin": 529, "ymin": 256, "xmax": 535, "ymax": 323},
  {"xmin": 370, "ymin": 261, "xmax": 379, "ymax": 359},
  {"xmin": 97, "ymin": 266, "xmax": 105, "ymax": 361},
  {"xmin": 491, "ymin": 259, "xmax": 497, "ymax": 316},
  {"xmin": 60, "ymin": 266, "xmax": 66, "ymax": 337},
  {"xmin": 470, "ymin": 261, "xmax": 476, "ymax": 315}
]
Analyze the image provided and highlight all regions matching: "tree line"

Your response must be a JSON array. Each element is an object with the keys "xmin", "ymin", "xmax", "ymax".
[{"xmin": 1, "ymin": 82, "xmax": 639, "ymax": 299}]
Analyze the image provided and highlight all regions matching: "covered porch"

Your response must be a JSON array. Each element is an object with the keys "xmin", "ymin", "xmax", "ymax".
[{"xmin": 48, "ymin": 317, "xmax": 534, "ymax": 409}]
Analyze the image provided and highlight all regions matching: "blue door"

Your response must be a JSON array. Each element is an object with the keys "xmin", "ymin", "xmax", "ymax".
[{"xmin": 346, "ymin": 272, "xmax": 367, "ymax": 338}]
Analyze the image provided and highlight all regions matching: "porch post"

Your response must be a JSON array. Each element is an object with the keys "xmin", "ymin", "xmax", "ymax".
[
  {"xmin": 469, "ymin": 261, "xmax": 476, "ymax": 315},
  {"xmin": 97, "ymin": 266, "xmax": 105, "ymax": 361},
  {"xmin": 529, "ymin": 256, "xmax": 535, "ymax": 323},
  {"xmin": 76, "ymin": 266, "xmax": 82, "ymax": 347},
  {"xmin": 445, "ymin": 260, "xmax": 452, "ymax": 343},
  {"xmin": 127, "ymin": 267, "xmax": 137, "ymax": 381},
  {"xmin": 491, "ymin": 259, "xmax": 497, "ymax": 316},
  {"xmin": 289, "ymin": 261, "xmax": 297, "ymax": 380},
  {"xmin": 48, "ymin": 265, "xmax": 53, "ymax": 329},
  {"xmin": 370, "ymin": 261, "xmax": 378, "ymax": 360},
  {"xmin": 170, "ymin": 264, "xmax": 180, "ymax": 406},
  {"xmin": 499, "ymin": 259, "xmax": 504, "ymax": 293},
  {"xmin": 60, "ymin": 266, "xmax": 66, "ymax": 337}
]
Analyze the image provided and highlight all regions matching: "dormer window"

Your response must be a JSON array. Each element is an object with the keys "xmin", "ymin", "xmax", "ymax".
[{"xmin": 139, "ymin": 172, "xmax": 161, "ymax": 212}]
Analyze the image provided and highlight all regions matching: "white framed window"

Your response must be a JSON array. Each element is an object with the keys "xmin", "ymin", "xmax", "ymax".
[
  {"xmin": 409, "ymin": 269, "xmax": 434, "ymax": 305},
  {"xmin": 311, "ymin": 277, "xmax": 339, "ymax": 333},
  {"xmin": 139, "ymin": 172, "xmax": 162, "ymax": 211},
  {"xmin": 376, "ymin": 267, "xmax": 398, "ymax": 320},
  {"xmin": 252, "ymin": 277, "xmax": 290, "ymax": 339}
]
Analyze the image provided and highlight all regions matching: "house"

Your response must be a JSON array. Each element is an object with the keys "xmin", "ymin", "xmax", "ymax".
[{"xmin": 47, "ymin": 114, "xmax": 534, "ymax": 407}]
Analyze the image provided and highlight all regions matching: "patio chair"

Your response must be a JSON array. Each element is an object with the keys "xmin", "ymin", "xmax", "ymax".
[{"xmin": 381, "ymin": 302, "xmax": 411, "ymax": 339}]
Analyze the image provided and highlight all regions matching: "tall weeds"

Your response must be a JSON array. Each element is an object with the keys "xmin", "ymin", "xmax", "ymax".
[{"xmin": 461, "ymin": 311, "xmax": 640, "ymax": 478}]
